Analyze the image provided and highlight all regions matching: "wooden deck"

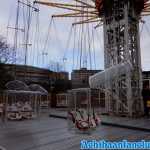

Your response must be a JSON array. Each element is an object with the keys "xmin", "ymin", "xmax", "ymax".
[{"xmin": 0, "ymin": 114, "xmax": 150, "ymax": 150}]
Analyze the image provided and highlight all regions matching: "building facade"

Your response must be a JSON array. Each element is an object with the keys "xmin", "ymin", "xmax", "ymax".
[
  {"xmin": 143, "ymin": 71, "xmax": 150, "ymax": 87},
  {"xmin": 2, "ymin": 64, "xmax": 69, "ymax": 92},
  {"xmin": 71, "ymin": 68, "xmax": 102, "ymax": 89}
]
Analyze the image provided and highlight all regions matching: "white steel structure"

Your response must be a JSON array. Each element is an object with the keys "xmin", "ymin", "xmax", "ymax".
[
  {"xmin": 90, "ymin": 0, "xmax": 145, "ymax": 117},
  {"xmin": 35, "ymin": 0, "xmax": 150, "ymax": 117}
]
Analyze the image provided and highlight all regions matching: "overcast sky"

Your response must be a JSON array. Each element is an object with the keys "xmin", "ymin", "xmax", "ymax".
[{"xmin": 0, "ymin": 0, "xmax": 150, "ymax": 72}]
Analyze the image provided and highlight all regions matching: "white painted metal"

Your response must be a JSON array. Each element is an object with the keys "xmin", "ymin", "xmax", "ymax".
[
  {"xmin": 90, "ymin": 0, "xmax": 143, "ymax": 117},
  {"xmin": 89, "ymin": 61, "xmax": 133, "ymax": 89}
]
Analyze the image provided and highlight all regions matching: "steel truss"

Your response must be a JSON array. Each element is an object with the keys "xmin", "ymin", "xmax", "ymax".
[{"xmin": 103, "ymin": 0, "xmax": 143, "ymax": 116}]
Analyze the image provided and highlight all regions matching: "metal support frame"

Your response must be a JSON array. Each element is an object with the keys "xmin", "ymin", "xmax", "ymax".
[
  {"xmin": 35, "ymin": 0, "xmax": 150, "ymax": 117},
  {"xmin": 103, "ymin": 0, "xmax": 143, "ymax": 117}
]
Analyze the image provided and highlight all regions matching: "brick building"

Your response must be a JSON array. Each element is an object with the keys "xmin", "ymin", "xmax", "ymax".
[
  {"xmin": 143, "ymin": 71, "xmax": 150, "ymax": 87},
  {"xmin": 1, "ymin": 64, "xmax": 69, "ymax": 92},
  {"xmin": 71, "ymin": 68, "xmax": 102, "ymax": 89}
]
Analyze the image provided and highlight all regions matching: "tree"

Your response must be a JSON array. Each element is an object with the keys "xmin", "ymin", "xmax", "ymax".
[
  {"xmin": 0, "ymin": 35, "xmax": 15, "ymax": 64},
  {"xmin": 0, "ymin": 63, "xmax": 14, "ymax": 91},
  {"xmin": 0, "ymin": 35, "xmax": 15, "ymax": 91}
]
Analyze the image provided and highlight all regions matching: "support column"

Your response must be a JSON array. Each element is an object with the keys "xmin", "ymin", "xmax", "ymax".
[{"xmin": 103, "ymin": 0, "xmax": 143, "ymax": 116}]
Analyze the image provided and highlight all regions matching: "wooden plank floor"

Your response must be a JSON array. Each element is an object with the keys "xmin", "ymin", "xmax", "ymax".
[{"xmin": 0, "ymin": 115, "xmax": 150, "ymax": 150}]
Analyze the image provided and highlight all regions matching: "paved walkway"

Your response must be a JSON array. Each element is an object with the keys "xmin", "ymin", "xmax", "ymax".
[
  {"xmin": 0, "ymin": 114, "xmax": 150, "ymax": 150},
  {"xmin": 49, "ymin": 109, "xmax": 150, "ymax": 132}
]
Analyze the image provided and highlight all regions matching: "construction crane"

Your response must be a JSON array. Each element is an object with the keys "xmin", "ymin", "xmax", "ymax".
[{"xmin": 34, "ymin": 0, "xmax": 150, "ymax": 117}]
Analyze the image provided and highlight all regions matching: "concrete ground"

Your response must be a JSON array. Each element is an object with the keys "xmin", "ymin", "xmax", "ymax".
[
  {"xmin": 0, "ymin": 113, "xmax": 150, "ymax": 150},
  {"xmin": 50, "ymin": 108, "xmax": 150, "ymax": 131}
]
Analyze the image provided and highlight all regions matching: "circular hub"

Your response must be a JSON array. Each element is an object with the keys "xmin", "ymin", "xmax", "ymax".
[{"xmin": 95, "ymin": 0, "xmax": 101, "ymax": 10}]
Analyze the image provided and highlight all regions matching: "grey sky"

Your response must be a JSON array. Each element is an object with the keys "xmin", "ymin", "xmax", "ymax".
[{"xmin": 0, "ymin": 0, "xmax": 150, "ymax": 72}]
